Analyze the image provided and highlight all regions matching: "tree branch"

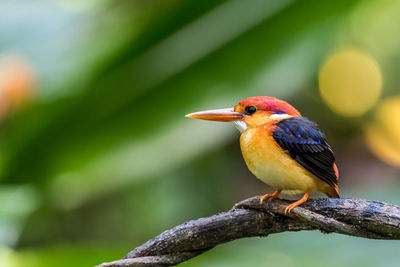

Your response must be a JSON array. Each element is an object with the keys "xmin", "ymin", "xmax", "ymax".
[{"xmin": 97, "ymin": 197, "xmax": 400, "ymax": 267}]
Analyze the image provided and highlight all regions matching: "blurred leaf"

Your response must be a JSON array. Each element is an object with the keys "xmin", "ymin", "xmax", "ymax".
[
  {"xmin": 1, "ymin": 244, "xmax": 128, "ymax": 267},
  {"xmin": 0, "ymin": 186, "xmax": 39, "ymax": 247}
]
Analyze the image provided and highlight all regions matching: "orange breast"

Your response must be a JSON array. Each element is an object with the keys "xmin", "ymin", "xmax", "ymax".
[{"xmin": 239, "ymin": 123, "xmax": 329, "ymax": 194}]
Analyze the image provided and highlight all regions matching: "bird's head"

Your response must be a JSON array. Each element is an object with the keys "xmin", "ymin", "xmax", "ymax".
[{"xmin": 186, "ymin": 96, "xmax": 301, "ymax": 132}]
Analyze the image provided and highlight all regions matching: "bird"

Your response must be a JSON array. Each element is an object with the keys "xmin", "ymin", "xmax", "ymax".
[{"xmin": 186, "ymin": 96, "xmax": 339, "ymax": 213}]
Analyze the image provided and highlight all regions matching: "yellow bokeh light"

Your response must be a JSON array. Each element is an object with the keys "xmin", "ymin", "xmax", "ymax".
[
  {"xmin": 318, "ymin": 48, "xmax": 382, "ymax": 116},
  {"xmin": 364, "ymin": 96, "xmax": 400, "ymax": 167}
]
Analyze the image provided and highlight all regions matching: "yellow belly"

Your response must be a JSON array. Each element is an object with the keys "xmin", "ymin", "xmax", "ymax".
[{"xmin": 240, "ymin": 126, "xmax": 323, "ymax": 193}]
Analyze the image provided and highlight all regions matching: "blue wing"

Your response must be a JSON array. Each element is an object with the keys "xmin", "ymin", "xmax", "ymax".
[{"xmin": 272, "ymin": 117, "xmax": 338, "ymax": 188}]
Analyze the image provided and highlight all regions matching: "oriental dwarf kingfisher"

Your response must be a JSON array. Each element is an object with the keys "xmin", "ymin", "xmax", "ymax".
[{"xmin": 186, "ymin": 96, "xmax": 339, "ymax": 213}]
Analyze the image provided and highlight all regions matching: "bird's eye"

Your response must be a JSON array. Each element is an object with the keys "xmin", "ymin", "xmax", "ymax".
[{"xmin": 244, "ymin": 106, "xmax": 257, "ymax": 115}]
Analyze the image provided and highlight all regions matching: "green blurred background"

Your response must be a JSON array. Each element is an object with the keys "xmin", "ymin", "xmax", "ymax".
[{"xmin": 1, "ymin": 0, "xmax": 400, "ymax": 266}]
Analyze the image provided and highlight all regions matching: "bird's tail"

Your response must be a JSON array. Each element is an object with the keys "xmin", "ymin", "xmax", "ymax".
[
  {"xmin": 328, "ymin": 163, "xmax": 340, "ymax": 198},
  {"xmin": 326, "ymin": 184, "xmax": 340, "ymax": 198}
]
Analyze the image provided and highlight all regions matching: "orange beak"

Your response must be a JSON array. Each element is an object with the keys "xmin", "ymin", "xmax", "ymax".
[{"xmin": 186, "ymin": 108, "xmax": 243, "ymax": 122}]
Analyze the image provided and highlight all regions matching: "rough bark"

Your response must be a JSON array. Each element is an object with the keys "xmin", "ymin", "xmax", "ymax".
[{"xmin": 97, "ymin": 197, "xmax": 400, "ymax": 267}]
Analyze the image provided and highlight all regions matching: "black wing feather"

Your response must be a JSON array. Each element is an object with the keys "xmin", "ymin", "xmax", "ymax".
[{"xmin": 272, "ymin": 117, "xmax": 338, "ymax": 187}]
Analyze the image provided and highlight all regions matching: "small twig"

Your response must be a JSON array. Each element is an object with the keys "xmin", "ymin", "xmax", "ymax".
[{"xmin": 97, "ymin": 197, "xmax": 400, "ymax": 267}]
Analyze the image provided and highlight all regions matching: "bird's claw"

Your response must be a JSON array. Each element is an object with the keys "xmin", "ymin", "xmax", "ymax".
[
  {"xmin": 283, "ymin": 192, "xmax": 310, "ymax": 214},
  {"xmin": 259, "ymin": 194, "xmax": 279, "ymax": 204},
  {"xmin": 260, "ymin": 190, "xmax": 282, "ymax": 204},
  {"xmin": 284, "ymin": 205, "xmax": 295, "ymax": 214}
]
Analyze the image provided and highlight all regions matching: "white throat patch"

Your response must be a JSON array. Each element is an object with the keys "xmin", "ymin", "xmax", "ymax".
[{"xmin": 232, "ymin": 121, "xmax": 247, "ymax": 132}]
